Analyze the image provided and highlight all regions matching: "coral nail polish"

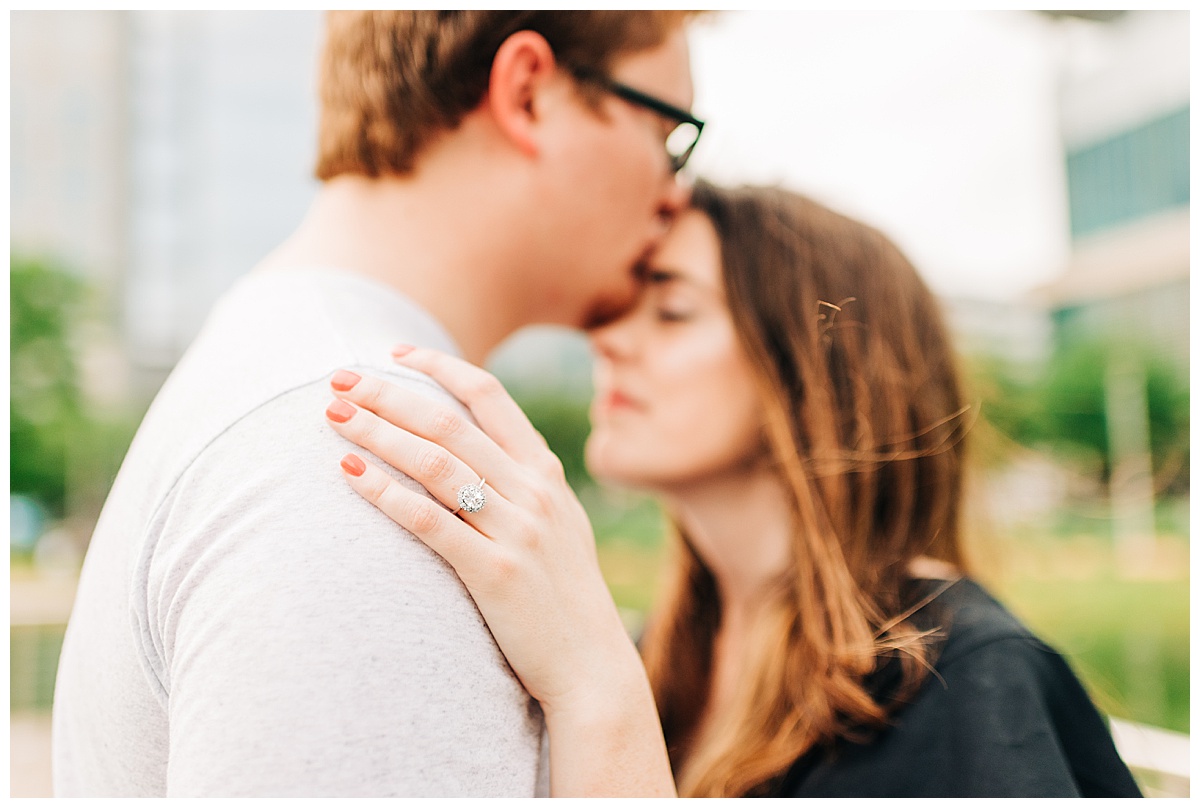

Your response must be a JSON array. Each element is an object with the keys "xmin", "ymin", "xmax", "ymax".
[
  {"xmin": 341, "ymin": 454, "xmax": 366, "ymax": 476},
  {"xmin": 391, "ymin": 344, "xmax": 415, "ymax": 358},
  {"xmin": 326, "ymin": 399, "xmax": 357, "ymax": 423},
  {"xmin": 331, "ymin": 370, "xmax": 361, "ymax": 391}
]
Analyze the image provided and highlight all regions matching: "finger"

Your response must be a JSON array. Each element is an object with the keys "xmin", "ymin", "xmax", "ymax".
[
  {"xmin": 329, "ymin": 369, "xmax": 522, "ymax": 490},
  {"xmin": 339, "ymin": 452, "xmax": 493, "ymax": 584},
  {"xmin": 389, "ymin": 346, "xmax": 551, "ymax": 465},
  {"xmin": 326, "ymin": 398, "xmax": 515, "ymax": 531}
]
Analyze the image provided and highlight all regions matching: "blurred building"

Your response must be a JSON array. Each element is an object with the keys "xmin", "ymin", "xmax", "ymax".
[
  {"xmin": 12, "ymin": 11, "xmax": 1187, "ymax": 398},
  {"xmin": 1034, "ymin": 9, "xmax": 1189, "ymax": 567},
  {"xmin": 1037, "ymin": 10, "xmax": 1189, "ymax": 373},
  {"xmin": 11, "ymin": 11, "xmax": 324, "ymax": 399},
  {"xmin": 947, "ymin": 11, "xmax": 1189, "ymax": 377},
  {"xmin": 11, "ymin": 13, "xmax": 130, "ymax": 293},
  {"xmin": 941, "ymin": 295, "xmax": 1053, "ymax": 369}
]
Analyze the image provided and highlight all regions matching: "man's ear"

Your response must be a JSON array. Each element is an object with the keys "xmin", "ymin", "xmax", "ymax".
[{"xmin": 485, "ymin": 30, "xmax": 559, "ymax": 159}]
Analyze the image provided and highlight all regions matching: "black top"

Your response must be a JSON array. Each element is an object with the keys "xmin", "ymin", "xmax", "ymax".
[{"xmin": 774, "ymin": 578, "xmax": 1142, "ymax": 798}]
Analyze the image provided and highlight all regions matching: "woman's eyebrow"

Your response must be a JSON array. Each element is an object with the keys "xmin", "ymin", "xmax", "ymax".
[{"xmin": 645, "ymin": 267, "xmax": 722, "ymax": 297}]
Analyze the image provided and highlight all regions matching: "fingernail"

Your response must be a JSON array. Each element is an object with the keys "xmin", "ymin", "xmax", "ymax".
[
  {"xmin": 331, "ymin": 370, "xmax": 361, "ymax": 391},
  {"xmin": 341, "ymin": 453, "xmax": 366, "ymax": 476},
  {"xmin": 326, "ymin": 399, "xmax": 357, "ymax": 423},
  {"xmin": 391, "ymin": 344, "xmax": 415, "ymax": 358}
]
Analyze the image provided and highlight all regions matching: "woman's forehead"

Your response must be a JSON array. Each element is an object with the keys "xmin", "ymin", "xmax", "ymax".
[{"xmin": 649, "ymin": 210, "xmax": 722, "ymax": 287}]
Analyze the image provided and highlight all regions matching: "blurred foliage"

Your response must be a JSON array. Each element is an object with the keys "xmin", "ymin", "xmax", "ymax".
[
  {"xmin": 596, "ymin": 531, "xmax": 1190, "ymax": 734},
  {"xmin": 509, "ymin": 389, "xmax": 595, "ymax": 493},
  {"xmin": 998, "ymin": 572, "xmax": 1190, "ymax": 735},
  {"xmin": 10, "ymin": 255, "xmax": 141, "ymax": 529},
  {"xmin": 11, "ymin": 256, "xmax": 89, "ymax": 517},
  {"xmin": 11, "ymin": 624, "xmax": 64, "ymax": 711},
  {"xmin": 508, "ymin": 384, "xmax": 669, "ymax": 551},
  {"xmin": 965, "ymin": 339, "xmax": 1189, "ymax": 491}
]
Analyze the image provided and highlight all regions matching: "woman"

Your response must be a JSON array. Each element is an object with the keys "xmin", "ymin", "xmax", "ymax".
[{"xmin": 322, "ymin": 182, "xmax": 1141, "ymax": 797}]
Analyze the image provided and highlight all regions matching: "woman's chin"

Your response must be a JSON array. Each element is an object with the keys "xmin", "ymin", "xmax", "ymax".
[{"xmin": 585, "ymin": 436, "xmax": 663, "ymax": 493}]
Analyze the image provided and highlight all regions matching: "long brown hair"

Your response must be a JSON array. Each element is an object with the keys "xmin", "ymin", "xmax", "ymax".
[{"xmin": 640, "ymin": 182, "xmax": 972, "ymax": 797}]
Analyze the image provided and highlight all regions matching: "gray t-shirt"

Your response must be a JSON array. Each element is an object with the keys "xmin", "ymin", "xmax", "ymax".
[{"xmin": 52, "ymin": 266, "xmax": 544, "ymax": 796}]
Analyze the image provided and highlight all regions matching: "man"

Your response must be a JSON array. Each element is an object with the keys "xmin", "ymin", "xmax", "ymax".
[{"xmin": 53, "ymin": 11, "xmax": 701, "ymax": 796}]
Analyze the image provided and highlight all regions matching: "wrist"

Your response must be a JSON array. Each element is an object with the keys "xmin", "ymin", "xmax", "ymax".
[
  {"xmin": 539, "ymin": 647, "xmax": 674, "ymax": 797},
  {"xmin": 540, "ymin": 639, "xmax": 651, "ymax": 728}
]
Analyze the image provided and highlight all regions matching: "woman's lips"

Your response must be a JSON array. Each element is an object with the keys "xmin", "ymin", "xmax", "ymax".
[{"xmin": 599, "ymin": 389, "xmax": 644, "ymax": 413}]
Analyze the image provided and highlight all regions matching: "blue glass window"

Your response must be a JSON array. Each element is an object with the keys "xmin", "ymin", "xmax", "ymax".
[{"xmin": 1066, "ymin": 106, "xmax": 1189, "ymax": 238}]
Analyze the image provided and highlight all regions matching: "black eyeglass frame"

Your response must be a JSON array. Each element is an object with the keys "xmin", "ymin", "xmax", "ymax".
[{"xmin": 569, "ymin": 65, "xmax": 705, "ymax": 173}]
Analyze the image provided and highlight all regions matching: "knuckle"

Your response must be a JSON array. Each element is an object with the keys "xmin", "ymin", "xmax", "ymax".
[
  {"xmin": 528, "ymin": 481, "xmax": 557, "ymax": 516},
  {"xmin": 468, "ymin": 372, "xmax": 504, "ymax": 402},
  {"xmin": 513, "ymin": 514, "xmax": 543, "ymax": 551},
  {"xmin": 404, "ymin": 498, "xmax": 441, "ymax": 534},
  {"xmin": 488, "ymin": 551, "xmax": 519, "ymax": 590},
  {"xmin": 417, "ymin": 447, "xmax": 454, "ymax": 482},
  {"xmin": 538, "ymin": 451, "xmax": 566, "ymax": 481},
  {"xmin": 353, "ymin": 413, "xmax": 380, "ymax": 445},
  {"xmin": 362, "ymin": 473, "xmax": 392, "ymax": 504},
  {"xmin": 356, "ymin": 377, "xmax": 385, "ymax": 409},
  {"xmin": 429, "ymin": 408, "xmax": 464, "ymax": 442}
]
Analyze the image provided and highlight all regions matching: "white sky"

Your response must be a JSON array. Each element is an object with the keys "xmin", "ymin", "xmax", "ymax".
[{"xmin": 685, "ymin": 11, "xmax": 1074, "ymax": 302}]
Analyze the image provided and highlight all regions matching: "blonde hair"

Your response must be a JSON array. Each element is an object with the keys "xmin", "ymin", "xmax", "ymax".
[
  {"xmin": 641, "ymin": 182, "xmax": 972, "ymax": 796},
  {"xmin": 314, "ymin": 11, "xmax": 697, "ymax": 180}
]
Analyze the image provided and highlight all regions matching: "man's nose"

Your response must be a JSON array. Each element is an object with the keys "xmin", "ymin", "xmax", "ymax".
[{"xmin": 656, "ymin": 173, "xmax": 691, "ymax": 227}]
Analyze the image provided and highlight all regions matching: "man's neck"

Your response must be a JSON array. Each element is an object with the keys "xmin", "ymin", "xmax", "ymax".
[{"xmin": 260, "ymin": 172, "xmax": 530, "ymax": 365}]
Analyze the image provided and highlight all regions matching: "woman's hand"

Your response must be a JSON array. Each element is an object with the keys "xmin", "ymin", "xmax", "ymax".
[
  {"xmin": 325, "ymin": 347, "xmax": 676, "ymax": 796},
  {"xmin": 323, "ymin": 346, "xmax": 640, "ymax": 719}
]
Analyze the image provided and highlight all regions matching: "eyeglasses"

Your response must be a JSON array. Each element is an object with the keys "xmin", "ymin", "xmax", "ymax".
[{"xmin": 569, "ymin": 65, "xmax": 705, "ymax": 174}]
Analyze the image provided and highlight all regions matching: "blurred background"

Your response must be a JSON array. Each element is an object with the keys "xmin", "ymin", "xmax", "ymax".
[{"xmin": 9, "ymin": 10, "xmax": 1189, "ymax": 797}]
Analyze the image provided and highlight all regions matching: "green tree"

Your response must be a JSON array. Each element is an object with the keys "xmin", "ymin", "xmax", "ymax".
[
  {"xmin": 509, "ymin": 389, "xmax": 595, "ymax": 491},
  {"xmin": 962, "ymin": 353, "xmax": 1044, "ymax": 469},
  {"xmin": 10, "ymin": 257, "xmax": 89, "ymax": 516},
  {"xmin": 966, "ymin": 339, "xmax": 1189, "ymax": 490},
  {"xmin": 1038, "ymin": 340, "xmax": 1188, "ymax": 487}
]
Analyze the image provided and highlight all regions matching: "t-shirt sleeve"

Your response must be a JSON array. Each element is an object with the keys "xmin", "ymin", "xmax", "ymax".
[
  {"xmin": 934, "ymin": 635, "xmax": 1120, "ymax": 796},
  {"xmin": 132, "ymin": 380, "xmax": 543, "ymax": 796}
]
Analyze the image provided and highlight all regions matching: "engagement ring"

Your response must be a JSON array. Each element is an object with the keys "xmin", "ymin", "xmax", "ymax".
[{"xmin": 456, "ymin": 478, "xmax": 487, "ymax": 514}]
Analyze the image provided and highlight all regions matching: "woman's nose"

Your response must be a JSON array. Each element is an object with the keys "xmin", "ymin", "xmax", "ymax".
[{"xmin": 588, "ymin": 312, "xmax": 638, "ymax": 362}]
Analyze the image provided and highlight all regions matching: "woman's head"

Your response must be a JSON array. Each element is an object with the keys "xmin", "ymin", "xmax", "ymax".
[
  {"xmin": 690, "ymin": 181, "xmax": 969, "ymax": 581},
  {"xmin": 589, "ymin": 181, "xmax": 968, "ymax": 578},
  {"xmin": 593, "ymin": 180, "xmax": 972, "ymax": 796},
  {"xmin": 586, "ymin": 208, "xmax": 766, "ymax": 490}
]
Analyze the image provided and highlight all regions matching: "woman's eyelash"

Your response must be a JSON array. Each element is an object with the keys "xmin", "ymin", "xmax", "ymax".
[{"xmin": 657, "ymin": 309, "xmax": 692, "ymax": 322}]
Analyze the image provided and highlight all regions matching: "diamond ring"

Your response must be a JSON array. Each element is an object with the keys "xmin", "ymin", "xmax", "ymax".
[{"xmin": 455, "ymin": 478, "xmax": 487, "ymax": 514}]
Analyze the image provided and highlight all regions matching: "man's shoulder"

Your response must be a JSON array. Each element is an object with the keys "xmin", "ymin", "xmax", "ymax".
[
  {"xmin": 124, "ymin": 362, "xmax": 544, "ymax": 797},
  {"xmin": 151, "ymin": 363, "xmax": 463, "ymax": 534},
  {"xmin": 130, "ymin": 264, "xmax": 465, "ymax": 526},
  {"xmin": 137, "ymin": 364, "xmax": 493, "ymax": 677}
]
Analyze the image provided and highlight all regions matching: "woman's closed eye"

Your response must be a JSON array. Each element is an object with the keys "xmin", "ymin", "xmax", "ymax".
[
  {"xmin": 643, "ymin": 264, "xmax": 719, "ymax": 324},
  {"xmin": 657, "ymin": 307, "xmax": 694, "ymax": 323}
]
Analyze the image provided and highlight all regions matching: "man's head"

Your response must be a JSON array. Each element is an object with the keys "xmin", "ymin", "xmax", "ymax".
[
  {"xmin": 314, "ymin": 11, "xmax": 702, "ymax": 329},
  {"xmin": 315, "ymin": 11, "xmax": 698, "ymax": 179}
]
